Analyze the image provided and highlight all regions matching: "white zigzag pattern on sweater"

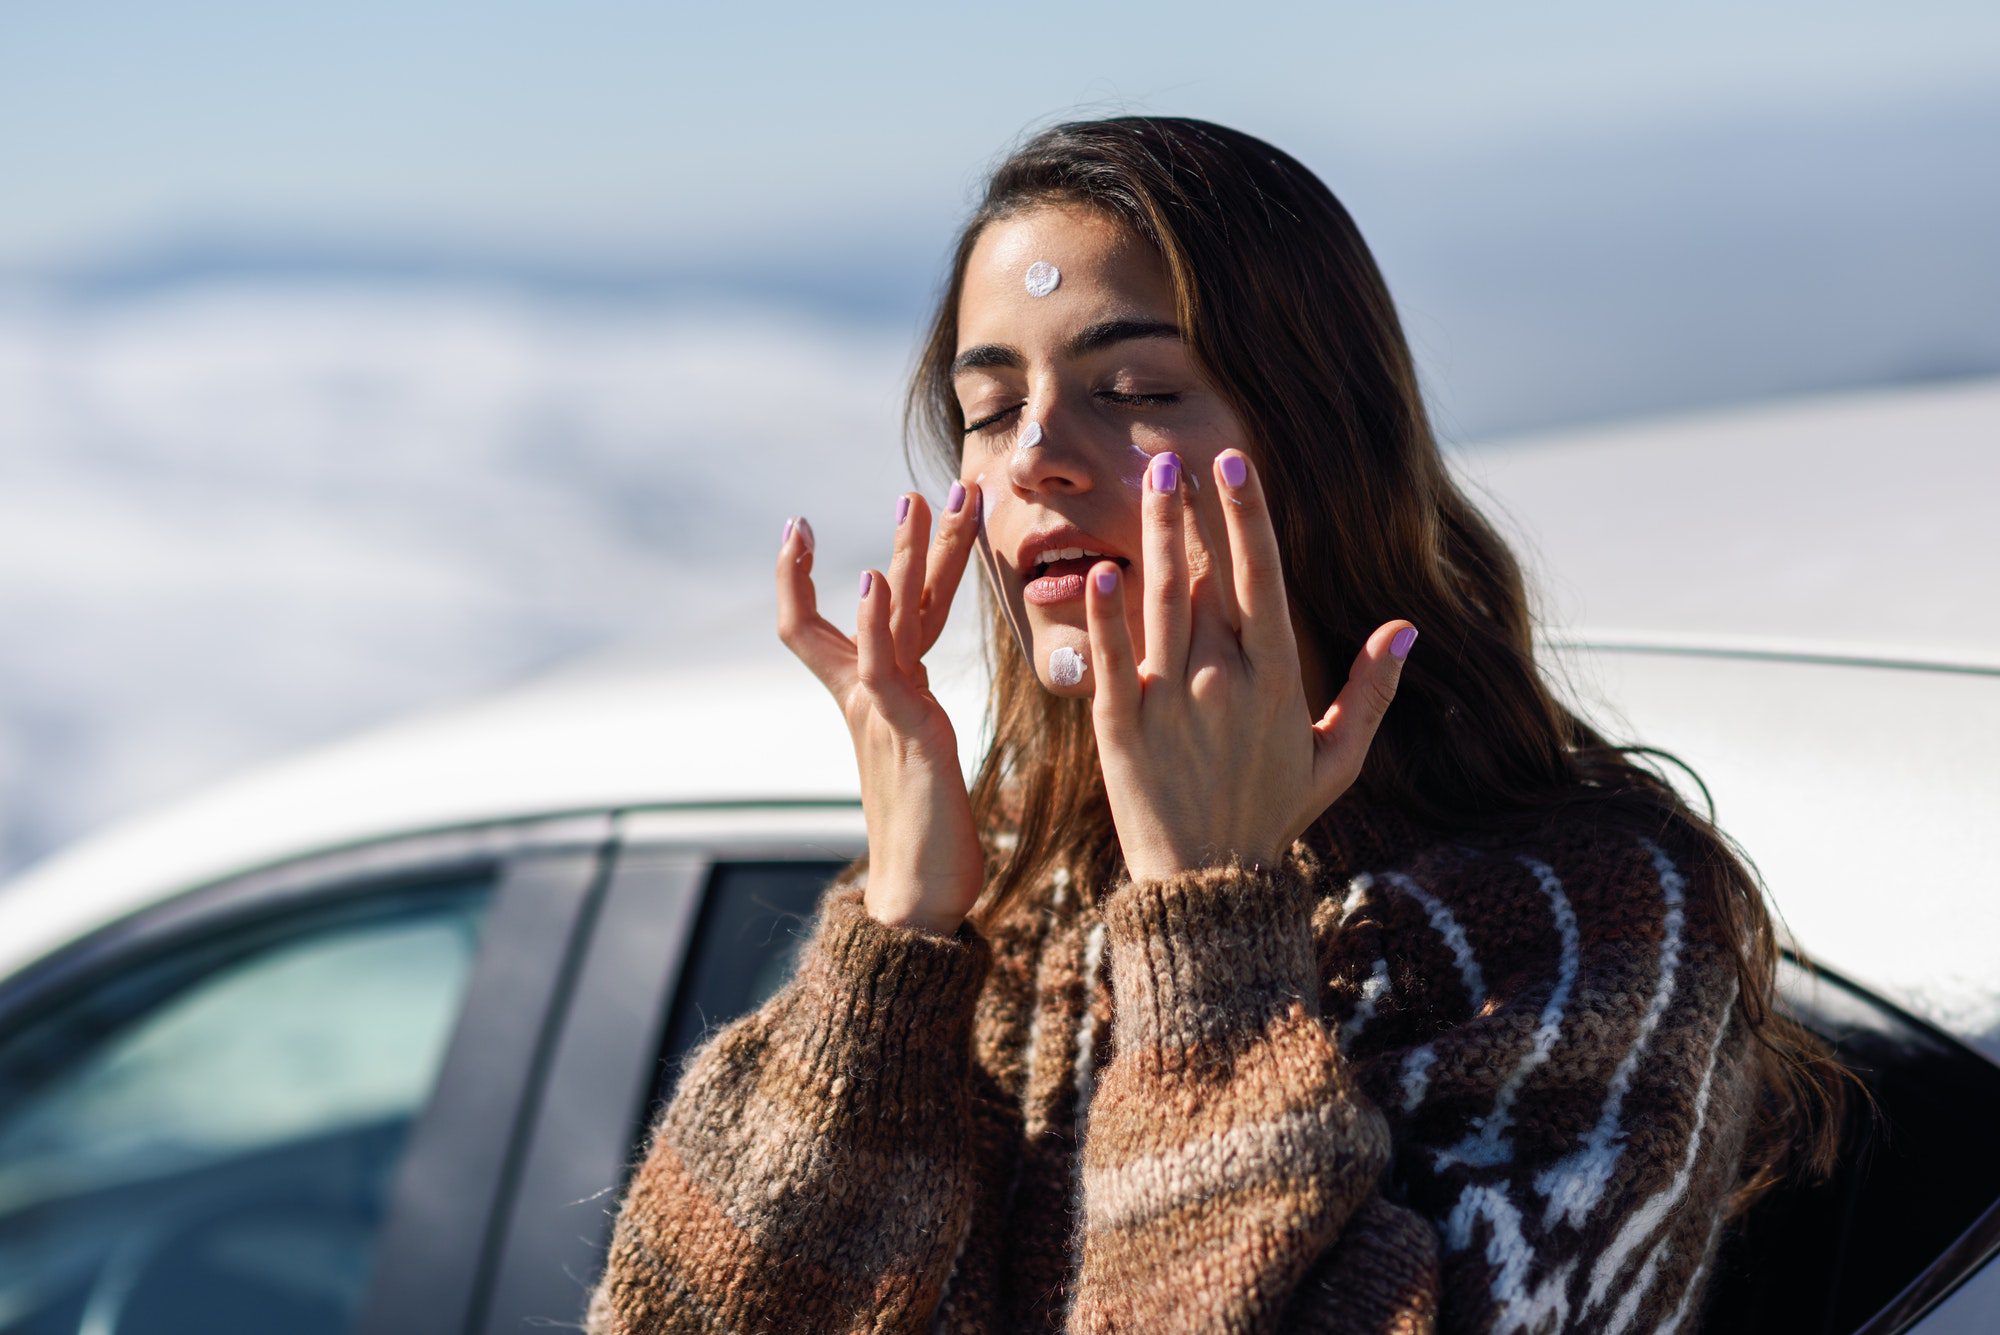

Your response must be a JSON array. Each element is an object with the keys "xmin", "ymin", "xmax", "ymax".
[
  {"xmin": 1400, "ymin": 1045, "xmax": 1437, "ymax": 1112},
  {"xmin": 1444, "ymin": 1182, "xmax": 1577, "ymax": 1333},
  {"xmin": 1434, "ymin": 853, "xmax": 1580, "ymax": 1170},
  {"xmin": 1370, "ymin": 870, "xmax": 1490, "ymax": 1010},
  {"xmin": 1584, "ymin": 976, "xmax": 1740, "ymax": 1313},
  {"xmin": 1339, "ymin": 957, "xmax": 1392, "ymax": 1049},
  {"xmin": 1657, "ymin": 1211, "xmax": 1728, "ymax": 1335},
  {"xmin": 1534, "ymin": 835, "xmax": 1686, "ymax": 1231}
]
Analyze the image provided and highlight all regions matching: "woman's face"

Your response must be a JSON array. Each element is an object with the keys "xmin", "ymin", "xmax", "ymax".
[{"xmin": 954, "ymin": 202, "xmax": 1254, "ymax": 697}]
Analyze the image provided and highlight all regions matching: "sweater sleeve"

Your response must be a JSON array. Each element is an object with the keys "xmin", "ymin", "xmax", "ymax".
[
  {"xmin": 1067, "ymin": 855, "xmax": 1435, "ymax": 1333},
  {"xmin": 1066, "ymin": 839, "xmax": 1755, "ymax": 1335},
  {"xmin": 583, "ymin": 876, "xmax": 993, "ymax": 1334}
]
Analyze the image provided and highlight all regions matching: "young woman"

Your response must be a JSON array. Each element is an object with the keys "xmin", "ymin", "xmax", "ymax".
[{"xmin": 585, "ymin": 117, "xmax": 1842, "ymax": 1333}]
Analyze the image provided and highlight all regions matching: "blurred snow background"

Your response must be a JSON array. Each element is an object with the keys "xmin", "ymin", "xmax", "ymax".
[
  {"xmin": 0, "ymin": 291, "xmax": 922, "ymax": 867},
  {"xmin": 2, "ymin": 1, "xmax": 1998, "ymax": 877}
]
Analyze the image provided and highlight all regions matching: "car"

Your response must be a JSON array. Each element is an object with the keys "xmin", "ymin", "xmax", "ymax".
[{"xmin": 0, "ymin": 377, "xmax": 1995, "ymax": 1334}]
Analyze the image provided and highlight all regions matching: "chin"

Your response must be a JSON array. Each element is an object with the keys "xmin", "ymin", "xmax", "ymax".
[{"xmin": 1030, "ymin": 625, "xmax": 1095, "ymax": 696}]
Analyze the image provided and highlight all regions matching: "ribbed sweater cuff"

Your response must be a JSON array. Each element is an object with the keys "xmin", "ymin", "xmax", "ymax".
[
  {"xmin": 1101, "ymin": 856, "xmax": 1322, "ymax": 1061},
  {"xmin": 779, "ymin": 884, "xmax": 992, "ymax": 1115}
]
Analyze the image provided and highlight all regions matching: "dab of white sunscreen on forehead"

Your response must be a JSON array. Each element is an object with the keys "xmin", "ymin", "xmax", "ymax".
[
  {"xmin": 1049, "ymin": 645, "xmax": 1088, "ymax": 686},
  {"xmin": 1024, "ymin": 261, "xmax": 1061, "ymax": 297},
  {"xmin": 1016, "ymin": 419, "xmax": 1044, "ymax": 452}
]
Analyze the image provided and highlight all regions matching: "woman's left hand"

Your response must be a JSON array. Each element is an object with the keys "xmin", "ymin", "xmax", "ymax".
[{"xmin": 1084, "ymin": 449, "xmax": 1418, "ymax": 884}]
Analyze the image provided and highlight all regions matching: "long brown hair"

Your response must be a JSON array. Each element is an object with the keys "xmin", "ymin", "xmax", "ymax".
[{"xmin": 900, "ymin": 115, "xmax": 1847, "ymax": 1218}]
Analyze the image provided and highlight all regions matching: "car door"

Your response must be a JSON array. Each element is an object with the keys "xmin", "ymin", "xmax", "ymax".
[
  {"xmin": 0, "ymin": 814, "xmax": 612, "ymax": 1335},
  {"xmin": 475, "ymin": 806, "xmax": 860, "ymax": 1334}
]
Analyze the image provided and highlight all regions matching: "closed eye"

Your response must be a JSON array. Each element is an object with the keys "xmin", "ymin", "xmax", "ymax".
[
  {"xmin": 960, "ymin": 392, "xmax": 1181, "ymax": 437},
  {"xmin": 962, "ymin": 403, "xmax": 1023, "ymax": 435}
]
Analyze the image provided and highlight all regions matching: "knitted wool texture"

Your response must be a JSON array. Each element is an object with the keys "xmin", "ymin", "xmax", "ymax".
[{"xmin": 585, "ymin": 800, "xmax": 1758, "ymax": 1333}]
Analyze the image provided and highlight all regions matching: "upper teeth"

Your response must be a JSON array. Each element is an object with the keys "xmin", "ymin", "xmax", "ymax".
[{"xmin": 1035, "ymin": 546, "xmax": 1106, "ymax": 568}]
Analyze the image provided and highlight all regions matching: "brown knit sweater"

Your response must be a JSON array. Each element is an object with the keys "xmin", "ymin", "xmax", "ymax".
[{"xmin": 584, "ymin": 800, "xmax": 1759, "ymax": 1333}]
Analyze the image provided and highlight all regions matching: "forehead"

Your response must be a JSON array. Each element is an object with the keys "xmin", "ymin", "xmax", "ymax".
[{"xmin": 957, "ymin": 203, "xmax": 1172, "ymax": 336}]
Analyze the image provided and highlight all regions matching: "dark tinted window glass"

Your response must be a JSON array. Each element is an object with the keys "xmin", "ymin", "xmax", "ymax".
[
  {"xmin": 0, "ymin": 876, "xmax": 493, "ymax": 1335},
  {"xmin": 1706, "ymin": 959, "xmax": 2000, "ymax": 1333},
  {"xmin": 656, "ymin": 860, "xmax": 845, "ymax": 1097}
]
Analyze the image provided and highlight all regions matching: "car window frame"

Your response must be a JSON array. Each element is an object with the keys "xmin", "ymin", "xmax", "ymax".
[
  {"xmin": 0, "ymin": 812, "xmax": 616, "ymax": 1335},
  {"xmin": 1779, "ymin": 952, "xmax": 2000, "ymax": 1334},
  {"xmin": 474, "ymin": 804, "xmax": 862, "ymax": 1335}
]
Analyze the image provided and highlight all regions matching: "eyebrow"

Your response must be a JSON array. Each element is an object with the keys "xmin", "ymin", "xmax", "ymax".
[{"xmin": 950, "ymin": 317, "xmax": 1183, "ymax": 377}]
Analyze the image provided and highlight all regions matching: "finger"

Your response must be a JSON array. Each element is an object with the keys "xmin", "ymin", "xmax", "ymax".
[
  {"xmin": 918, "ymin": 478, "xmax": 979, "ymax": 652},
  {"xmin": 854, "ymin": 569, "xmax": 895, "ymax": 689},
  {"xmin": 1311, "ymin": 620, "xmax": 1418, "ymax": 803},
  {"xmin": 1084, "ymin": 559, "xmax": 1141, "ymax": 721},
  {"xmin": 853, "ymin": 568, "xmax": 929, "ymax": 730},
  {"xmin": 1215, "ymin": 449, "xmax": 1300, "ymax": 671},
  {"xmin": 1178, "ymin": 478, "xmax": 1243, "ymax": 668},
  {"xmin": 775, "ymin": 516, "xmax": 859, "ymax": 697},
  {"xmin": 1141, "ymin": 450, "xmax": 1190, "ymax": 679},
  {"xmin": 887, "ymin": 491, "xmax": 930, "ymax": 674}
]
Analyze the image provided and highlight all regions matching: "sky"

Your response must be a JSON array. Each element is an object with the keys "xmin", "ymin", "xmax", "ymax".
[
  {"xmin": 1, "ymin": 2, "xmax": 1997, "ymax": 875},
  {"xmin": 6, "ymin": 4, "xmax": 1998, "ymax": 273}
]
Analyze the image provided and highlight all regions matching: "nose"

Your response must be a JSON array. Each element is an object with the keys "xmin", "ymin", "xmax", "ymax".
[{"xmin": 1003, "ymin": 396, "xmax": 1097, "ymax": 497}]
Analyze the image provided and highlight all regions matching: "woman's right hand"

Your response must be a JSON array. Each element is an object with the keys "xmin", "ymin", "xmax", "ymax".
[{"xmin": 776, "ymin": 480, "xmax": 986, "ymax": 937}]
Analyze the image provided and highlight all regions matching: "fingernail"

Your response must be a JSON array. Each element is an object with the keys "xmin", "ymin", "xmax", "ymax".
[
  {"xmin": 782, "ymin": 516, "xmax": 795, "ymax": 547},
  {"xmin": 860, "ymin": 570, "xmax": 874, "ymax": 597},
  {"xmin": 797, "ymin": 517, "xmax": 815, "ymax": 552},
  {"xmin": 1391, "ymin": 626, "xmax": 1419, "ymax": 660},
  {"xmin": 896, "ymin": 494, "xmax": 911, "ymax": 525},
  {"xmin": 1220, "ymin": 454, "xmax": 1248, "ymax": 489},
  {"xmin": 1150, "ymin": 452, "xmax": 1180, "ymax": 493},
  {"xmin": 1094, "ymin": 566, "xmax": 1119, "ymax": 594},
  {"xmin": 946, "ymin": 481, "xmax": 967, "ymax": 514}
]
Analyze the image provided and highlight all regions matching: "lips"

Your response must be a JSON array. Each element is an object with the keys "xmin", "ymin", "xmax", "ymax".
[{"xmin": 1013, "ymin": 527, "xmax": 1130, "ymax": 606}]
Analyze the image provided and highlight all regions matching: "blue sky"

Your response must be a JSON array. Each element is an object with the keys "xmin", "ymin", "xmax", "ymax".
[{"xmin": 6, "ymin": 1, "xmax": 1998, "ymax": 272}]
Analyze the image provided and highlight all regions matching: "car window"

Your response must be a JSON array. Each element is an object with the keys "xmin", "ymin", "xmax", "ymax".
[
  {"xmin": 0, "ymin": 875, "xmax": 492, "ymax": 1335},
  {"xmin": 656, "ymin": 860, "xmax": 845, "ymax": 1095}
]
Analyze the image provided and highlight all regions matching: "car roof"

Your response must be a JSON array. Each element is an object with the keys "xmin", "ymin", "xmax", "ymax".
[
  {"xmin": 2, "ymin": 377, "xmax": 1995, "ymax": 1056},
  {"xmin": 1449, "ymin": 374, "xmax": 2000, "ymax": 674},
  {"xmin": 0, "ymin": 655, "xmax": 975, "ymax": 983}
]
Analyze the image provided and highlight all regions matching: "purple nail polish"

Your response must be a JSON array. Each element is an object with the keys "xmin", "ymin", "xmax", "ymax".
[
  {"xmin": 1151, "ymin": 452, "xmax": 1180, "ymax": 493},
  {"xmin": 860, "ymin": 570, "xmax": 874, "ymax": 597},
  {"xmin": 796, "ymin": 517, "xmax": 815, "ymax": 553},
  {"xmin": 896, "ymin": 495, "xmax": 911, "ymax": 525},
  {"xmin": 1220, "ymin": 454, "xmax": 1248, "ymax": 489},
  {"xmin": 1391, "ymin": 626, "xmax": 1419, "ymax": 660},
  {"xmin": 782, "ymin": 516, "xmax": 795, "ymax": 546},
  {"xmin": 946, "ymin": 481, "xmax": 967, "ymax": 514},
  {"xmin": 1094, "ymin": 567, "xmax": 1118, "ymax": 595}
]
